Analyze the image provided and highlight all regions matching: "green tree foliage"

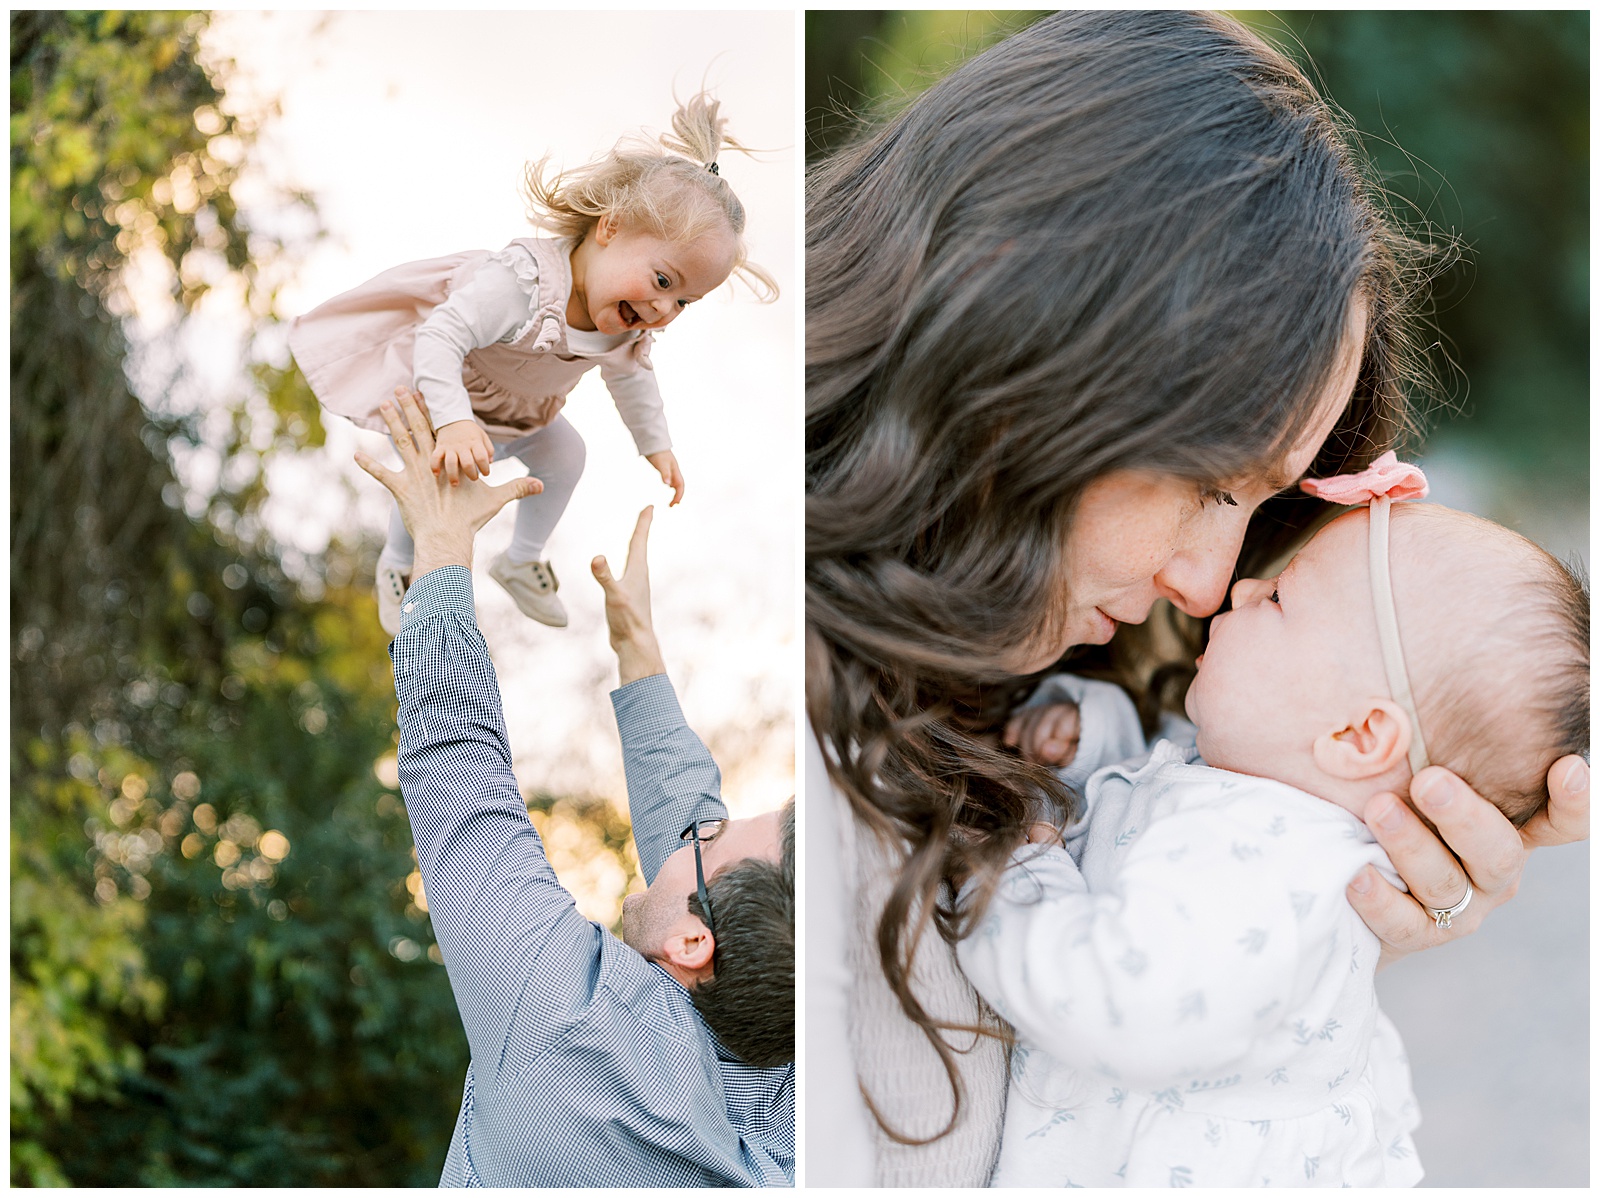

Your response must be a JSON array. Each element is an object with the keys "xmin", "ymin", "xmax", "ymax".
[
  {"xmin": 804, "ymin": 11, "xmax": 1045, "ymax": 161},
  {"xmin": 1242, "ymin": 11, "xmax": 1589, "ymax": 486},
  {"xmin": 11, "ymin": 12, "xmax": 467, "ymax": 1184}
]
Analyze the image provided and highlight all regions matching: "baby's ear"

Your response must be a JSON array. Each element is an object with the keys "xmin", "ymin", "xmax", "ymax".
[
  {"xmin": 594, "ymin": 213, "xmax": 619, "ymax": 246},
  {"xmin": 1312, "ymin": 699, "xmax": 1413, "ymax": 780}
]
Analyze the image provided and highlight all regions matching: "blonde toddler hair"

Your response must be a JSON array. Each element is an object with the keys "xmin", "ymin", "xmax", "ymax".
[{"xmin": 523, "ymin": 91, "xmax": 778, "ymax": 301}]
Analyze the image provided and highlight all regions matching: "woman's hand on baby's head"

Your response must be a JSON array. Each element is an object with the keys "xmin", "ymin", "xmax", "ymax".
[
  {"xmin": 431, "ymin": 420, "xmax": 495, "ymax": 486},
  {"xmin": 1348, "ymin": 756, "xmax": 1589, "ymax": 968},
  {"xmin": 1003, "ymin": 701, "xmax": 1082, "ymax": 767},
  {"xmin": 1521, "ymin": 754, "xmax": 1589, "ymax": 848}
]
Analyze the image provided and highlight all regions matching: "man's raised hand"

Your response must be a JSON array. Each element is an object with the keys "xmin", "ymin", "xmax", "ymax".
[
  {"xmin": 355, "ymin": 387, "xmax": 540, "ymax": 579},
  {"xmin": 592, "ymin": 507, "xmax": 667, "ymax": 686}
]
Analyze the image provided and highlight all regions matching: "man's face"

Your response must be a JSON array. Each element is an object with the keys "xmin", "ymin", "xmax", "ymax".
[{"xmin": 620, "ymin": 809, "xmax": 783, "ymax": 960}]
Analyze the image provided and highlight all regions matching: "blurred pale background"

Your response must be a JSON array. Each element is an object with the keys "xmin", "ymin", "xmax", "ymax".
[
  {"xmin": 180, "ymin": 10, "xmax": 797, "ymax": 921},
  {"xmin": 807, "ymin": 10, "xmax": 1587, "ymax": 1188}
]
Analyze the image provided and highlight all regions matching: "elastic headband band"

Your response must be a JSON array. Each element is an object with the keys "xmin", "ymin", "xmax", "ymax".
[{"xmin": 1301, "ymin": 451, "xmax": 1431, "ymax": 775}]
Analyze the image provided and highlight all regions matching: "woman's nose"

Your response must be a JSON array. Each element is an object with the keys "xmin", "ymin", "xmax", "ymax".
[{"xmin": 1155, "ymin": 518, "xmax": 1250, "ymax": 618}]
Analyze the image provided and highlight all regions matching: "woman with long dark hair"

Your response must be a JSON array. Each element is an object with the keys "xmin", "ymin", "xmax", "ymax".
[{"xmin": 804, "ymin": 12, "xmax": 1588, "ymax": 1186}]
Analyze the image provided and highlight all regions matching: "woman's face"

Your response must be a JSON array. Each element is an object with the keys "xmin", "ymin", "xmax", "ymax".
[{"xmin": 1006, "ymin": 298, "xmax": 1368, "ymax": 675}]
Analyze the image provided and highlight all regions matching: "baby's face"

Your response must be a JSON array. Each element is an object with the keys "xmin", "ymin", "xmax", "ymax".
[{"xmin": 1185, "ymin": 509, "xmax": 1390, "ymax": 778}]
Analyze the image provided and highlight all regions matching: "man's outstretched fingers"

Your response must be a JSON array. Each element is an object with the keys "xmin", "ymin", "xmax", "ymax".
[
  {"xmin": 360, "ymin": 398, "xmax": 536, "ymax": 578},
  {"xmin": 378, "ymin": 400, "xmax": 415, "ymax": 455},
  {"xmin": 394, "ymin": 388, "xmax": 437, "ymax": 455},
  {"xmin": 354, "ymin": 449, "xmax": 400, "ymax": 495},
  {"xmin": 409, "ymin": 388, "xmax": 435, "ymax": 430},
  {"xmin": 593, "ymin": 514, "xmax": 666, "ymax": 684},
  {"xmin": 472, "ymin": 476, "xmax": 538, "ymax": 524},
  {"xmin": 625, "ymin": 506, "xmax": 654, "ymax": 573},
  {"xmin": 506, "ymin": 476, "xmax": 541, "ymax": 502}
]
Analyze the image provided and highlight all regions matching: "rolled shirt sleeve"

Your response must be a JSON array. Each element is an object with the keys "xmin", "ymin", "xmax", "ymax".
[{"xmin": 611, "ymin": 673, "xmax": 727, "ymax": 885}]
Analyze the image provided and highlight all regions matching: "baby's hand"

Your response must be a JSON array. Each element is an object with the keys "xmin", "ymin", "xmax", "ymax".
[
  {"xmin": 1003, "ymin": 701, "xmax": 1081, "ymax": 767},
  {"xmin": 1026, "ymin": 821, "xmax": 1065, "ymax": 846},
  {"xmin": 431, "ymin": 420, "xmax": 494, "ymax": 486},
  {"xmin": 645, "ymin": 450, "xmax": 685, "ymax": 506}
]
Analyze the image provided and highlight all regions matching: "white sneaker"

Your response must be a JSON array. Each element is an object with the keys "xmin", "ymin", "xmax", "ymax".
[
  {"xmin": 375, "ymin": 560, "xmax": 411, "ymax": 635},
  {"xmin": 488, "ymin": 553, "xmax": 568, "ymax": 627}
]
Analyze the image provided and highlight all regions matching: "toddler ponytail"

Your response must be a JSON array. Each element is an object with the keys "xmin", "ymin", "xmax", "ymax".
[
  {"xmin": 523, "ymin": 90, "xmax": 778, "ymax": 300},
  {"xmin": 660, "ymin": 91, "xmax": 746, "ymax": 174}
]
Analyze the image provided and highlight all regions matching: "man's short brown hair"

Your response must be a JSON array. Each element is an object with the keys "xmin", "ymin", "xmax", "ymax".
[{"xmin": 688, "ymin": 798, "xmax": 795, "ymax": 1067}]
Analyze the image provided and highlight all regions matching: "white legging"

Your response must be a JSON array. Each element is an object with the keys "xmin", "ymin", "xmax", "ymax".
[{"xmin": 380, "ymin": 415, "xmax": 586, "ymax": 566}]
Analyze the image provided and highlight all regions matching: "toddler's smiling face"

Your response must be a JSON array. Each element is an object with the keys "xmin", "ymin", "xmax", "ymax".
[{"xmin": 568, "ymin": 214, "xmax": 736, "ymax": 335}]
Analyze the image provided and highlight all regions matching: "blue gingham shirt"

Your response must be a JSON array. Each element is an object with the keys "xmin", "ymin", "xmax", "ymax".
[{"xmin": 390, "ymin": 567, "xmax": 794, "ymax": 1187}]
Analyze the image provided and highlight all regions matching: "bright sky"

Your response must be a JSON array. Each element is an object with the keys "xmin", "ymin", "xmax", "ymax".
[{"xmin": 190, "ymin": 11, "xmax": 798, "ymax": 813}]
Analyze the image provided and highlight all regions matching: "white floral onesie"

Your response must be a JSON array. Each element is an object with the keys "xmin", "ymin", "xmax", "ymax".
[{"xmin": 957, "ymin": 724, "xmax": 1423, "ymax": 1187}]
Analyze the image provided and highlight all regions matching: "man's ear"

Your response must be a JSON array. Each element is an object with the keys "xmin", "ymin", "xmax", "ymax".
[
  {"xmin": 1312, "ymin": 699, "xmax": 1412, "ymax": 780},
  {"xmin": 659, "ymin": 926, "xmax": 715, "ymax": 979}
]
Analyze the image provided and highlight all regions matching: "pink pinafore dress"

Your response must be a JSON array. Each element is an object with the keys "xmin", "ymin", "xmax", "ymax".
[{"xmin": 288, "ymin": 236, "xmax": 658, "ymax": 441}]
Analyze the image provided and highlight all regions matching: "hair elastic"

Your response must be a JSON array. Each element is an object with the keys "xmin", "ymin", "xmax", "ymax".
[
  {"xmin": 706, "ymin": 162, "xmax": 719, "ymax": 176},
  {"xmin": 1301, "ymin": 451, "xmax": 1432, "ymax": 775}
]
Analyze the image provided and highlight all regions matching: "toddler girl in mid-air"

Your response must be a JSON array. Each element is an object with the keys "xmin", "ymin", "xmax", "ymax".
[
  {"xmin": 290, "ymin": 93, "xmax": 773, "ymax": 632},
  {"xmin": 959, "ymin": 454, "xmax": 1589, "ymax": 1187}
]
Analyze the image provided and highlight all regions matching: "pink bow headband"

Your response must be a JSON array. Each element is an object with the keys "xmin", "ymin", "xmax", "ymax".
[{"xmin": 1301, "ymin": 451, "xmax": 1431, "ymax": 775}]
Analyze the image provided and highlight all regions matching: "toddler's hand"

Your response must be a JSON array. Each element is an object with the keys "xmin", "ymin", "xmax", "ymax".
[
  {"xmin": 431, "ymin": 419, "xmax": 494, "ymax": 486},
  {"xmin": 645, "ymin": 450, "xmax": 685, "ymax": 506},
  {"xmin": 1003, "ymin": 701, "xmax": 1081, "ymax": 767}
]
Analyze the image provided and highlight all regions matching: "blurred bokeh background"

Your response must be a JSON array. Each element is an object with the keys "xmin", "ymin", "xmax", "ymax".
[
  {"xmin": 807, "ymin": 9, "xmax": 1587, "ymax": 1188},
  {"xmin": 12, "ymin": 11, "xmax": 794, "ymax": 1186}
]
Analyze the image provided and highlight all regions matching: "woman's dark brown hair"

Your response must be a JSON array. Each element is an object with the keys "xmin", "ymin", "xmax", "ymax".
[{"xmin": 806, "ymin": 11, "xmax": 1430, "ymax": 1142}]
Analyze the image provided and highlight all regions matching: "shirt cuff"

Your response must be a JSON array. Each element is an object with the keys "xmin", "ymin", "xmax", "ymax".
[
  {"xmin": 609, "ymin": 671, "xmax": 684, "ymax": 738},
  {"xmin": 399, "ymin": 564, "xmax": 477, "ymax": 630}
]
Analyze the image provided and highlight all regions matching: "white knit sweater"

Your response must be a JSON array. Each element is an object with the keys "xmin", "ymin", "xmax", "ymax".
[{"xmin": 804, "ymin": 727, "xmax": 1007, "ymax": 1187}]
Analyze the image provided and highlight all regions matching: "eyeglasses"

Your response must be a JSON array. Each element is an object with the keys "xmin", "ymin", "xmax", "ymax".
[{"xmin": 681, "ymin": 819, "xmax": 726, "ymax": 934}]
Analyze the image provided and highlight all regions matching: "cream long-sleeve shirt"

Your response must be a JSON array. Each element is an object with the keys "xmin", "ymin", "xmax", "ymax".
[
  {"xmin": 803, "ymin": 725, "xmax": 1008, "ymax": 1187},
  {"xmin": 412, "ymin": 244, "xmax": 671, "ymax": 455}
]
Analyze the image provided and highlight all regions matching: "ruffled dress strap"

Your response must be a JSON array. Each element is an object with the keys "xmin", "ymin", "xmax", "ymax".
[{"xmin": 496, "ymin": 237, "xmax": 572, "ymax": 354}]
